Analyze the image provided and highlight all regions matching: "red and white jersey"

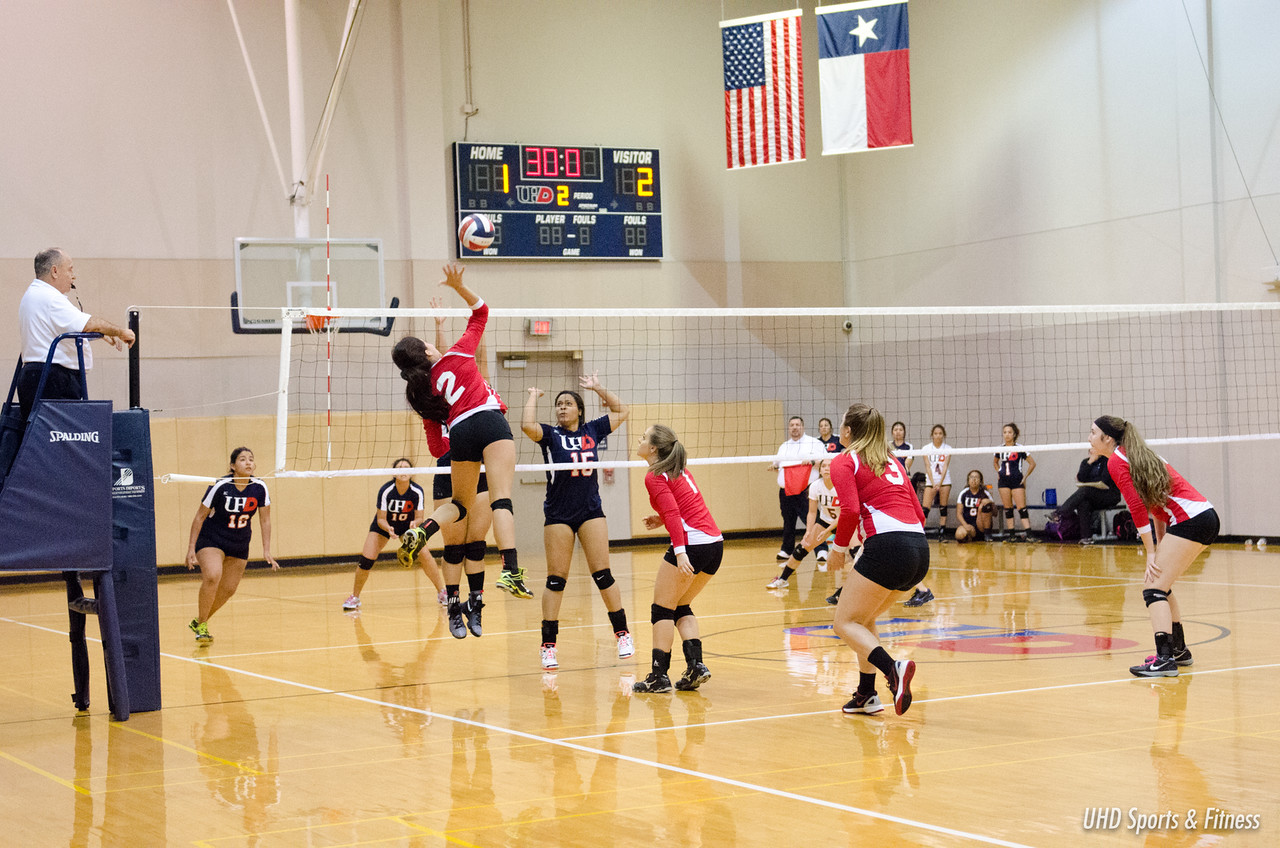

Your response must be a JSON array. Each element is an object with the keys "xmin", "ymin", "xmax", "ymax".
[
  {"xmin": 421, "ymin": 419, "xmax": 450, "ymax": 459},
  {"xmin": 428, "ymin": 300, "xmax": 505, "ymax": 428},
  {"xmin": 645, "ymin": 469, "xmax": 723, "ymax": 554},
  {"xmin": 1108, "ymin": 448, "xmax": 1213, "ymax": 535},
  {"xmin": 830, "ymin": 451, "xmax": 925, "ymax": 546}
]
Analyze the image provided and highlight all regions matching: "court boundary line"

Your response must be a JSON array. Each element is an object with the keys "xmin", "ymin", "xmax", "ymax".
[{"xmin": 0, "ymin": 615, "xmax": 1031, "ymax": 848}]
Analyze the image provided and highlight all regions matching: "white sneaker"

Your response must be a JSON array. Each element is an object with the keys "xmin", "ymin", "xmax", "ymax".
[
  {"xmin": 765, "ymin": 576, "xmax": 788, "ymax": 589},
  {"xmin": 541, "ymin": 643, "xmax": 558, "ymax": 670},
  {"xmin": 616, "ymin": 630, "xmax": 635, "ymax": 659},
  {"xmin": 816, "ymin": 549, "xmax": 829, "ymax": 562},
  {"xmin": 342, "ymin": 594, "xmax": 361, "ymax": 611},
  {"xmin": 776, "ymin": 550, "xmax": 790, "ymax": 561}
]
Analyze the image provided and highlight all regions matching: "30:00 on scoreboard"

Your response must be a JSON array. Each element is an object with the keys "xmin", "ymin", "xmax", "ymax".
[{"xmin": 453, "ymin": 142, "xmax": 662, "ymax": 260}]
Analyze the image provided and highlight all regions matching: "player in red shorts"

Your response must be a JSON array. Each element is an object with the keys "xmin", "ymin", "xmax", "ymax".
[{"xmin": 827, "ymin": 404, "xmax": 929, "ymax": 716}]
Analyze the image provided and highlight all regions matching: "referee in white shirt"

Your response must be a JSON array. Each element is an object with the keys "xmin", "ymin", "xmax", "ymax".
[
  {"xmin": 17, "ymin": 248, "xmax": 135, "ymax": 422},
  {"xmin": 771, "ymin": 416, "xmax": 824, "ymax": 560}
]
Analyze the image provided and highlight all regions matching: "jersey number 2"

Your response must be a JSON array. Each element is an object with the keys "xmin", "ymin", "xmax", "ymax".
[{"xmin": 434, "ymin": 372, "xmax": 466, "ymax": 405}]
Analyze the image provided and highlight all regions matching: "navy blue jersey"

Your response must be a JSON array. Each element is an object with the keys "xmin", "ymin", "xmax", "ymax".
[
  {"xmin": 376, "ymin": 479, "xmax": 426, "ymax": 534},
  {"xmin": 996, "ymin": 447, "xmax": 1029, "ymax": 481},
  {"xmin": 820, "ymin": 435, "xmax": 842, "ymax": 454},
  {"xmin": 957, "ymin": 487, "xmax": 993, "ymax": 524},
  {"xmin": 538, "ymin": 414, "xmax": 612, "ymax": 521},
  {"xmin": 198, "ymin": 476, "xmax": 270, "ymax": 554}
]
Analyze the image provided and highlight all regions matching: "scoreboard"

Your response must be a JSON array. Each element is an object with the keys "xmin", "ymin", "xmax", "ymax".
[{"xmin": 453, "ymin": 142, "xmax": 662, "ymax": 260}]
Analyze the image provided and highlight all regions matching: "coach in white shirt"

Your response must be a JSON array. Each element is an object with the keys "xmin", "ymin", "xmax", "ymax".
[
  {"xmin": 771, "ymin": 416, "xmax": 824, "ymax": 560},
  {"xmin": 17, "ymin": 248, "xmax": 135, "ymax": 422}
]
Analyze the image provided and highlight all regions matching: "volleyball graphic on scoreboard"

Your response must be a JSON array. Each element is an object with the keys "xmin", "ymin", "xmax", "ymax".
[{"xmin": 457, "ymin": 213, "xmax": 496, "ymax": 251}]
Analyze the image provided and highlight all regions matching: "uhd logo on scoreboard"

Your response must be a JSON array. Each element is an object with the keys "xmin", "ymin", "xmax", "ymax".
[
  {"xmin": 50, "ymin": 430, "xmax": 100, "ymax": 443},
  {"xmin": 517, "ymin": 185, "xmax": 555, "ymax": 204}
]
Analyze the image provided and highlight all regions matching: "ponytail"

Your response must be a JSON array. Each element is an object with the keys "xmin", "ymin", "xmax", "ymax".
[
  {"xmin": 392, "ymin": 337, "xmax": 449, "ymax": 421},
  {"xmin": 842, "ymin": 403, "xmax": 891, "ymax": 476},
  {"xmin": 1101, "ymin": 415, "xmax": 1171, "ymax": 509},
  {"xmin": 646, "ymin": 424, "xmax": 688, "ymax": 479}
]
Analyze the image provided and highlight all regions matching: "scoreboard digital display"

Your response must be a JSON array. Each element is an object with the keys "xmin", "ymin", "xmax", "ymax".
[{"xmin": 453, "ymin": 142, "xmax": 662, "ymax": 260}]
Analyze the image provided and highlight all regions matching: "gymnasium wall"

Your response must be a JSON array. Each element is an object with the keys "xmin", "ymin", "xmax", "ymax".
[{"xmin": 3, "ymin": 1, "xmax": 1279, "ymax": 539}]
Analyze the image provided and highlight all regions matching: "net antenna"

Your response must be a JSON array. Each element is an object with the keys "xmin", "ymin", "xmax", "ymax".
[{"xmin": 302, "ymin": 175, "xmax": 339, "ymax": 466}]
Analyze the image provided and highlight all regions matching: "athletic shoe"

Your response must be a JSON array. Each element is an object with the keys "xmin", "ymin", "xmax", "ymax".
[
  {"xmin": 189, "ymin": 619, "xmax": 212, "ymax": 643},
  {"xmin": 342, "ymin": 595, "xmax": 361, "ymax": 611},
  {"xmin": 447, "ymin": 602, "xmax": 467, "ymax": 639},
  {"xmin": 616, "ymin": 631, "xmax": 635, "ymax": 660},
  {"xmin": 674, "ymin": 662, "xmax": 711, "ymax": 691},
  {"xmin": 903, "ymin": 588, "xmax": 934, "ymax": 607},
  {"xmin": 397, "ymin": 526, "xmax": 426, "ymax": 567},
  {"xmin": 826, "ymin": 588, "xmax": 842, "ymax": 605},
  {"xmin": 496, "ymin": 568, "xmax": 534, "ymax": 599},
  {"xmin": 68, "ymin": 596, "xmax": 98, "ymax": 615},
  {"xmin": 765, "ymin": 576, "xmax": 788, "ymax": 589},
  {"xmin": 1144, "ymin": 647, "xmax": 1194, "ymax": 667},
  {"xmin": 776, "ymin": 550, "xmax": 791, "ymax": 561},
  {"xmin": 888, "ymin": 659, "xmax": 916, "ymax": 715},
  {"xmin": 464, "ymin": 595, "xmax": 484, "ymax": 637},
  {"xmin": 1130, "ymin": 656, "xmax": 1179, "ymax": 677},
  {"xmin": 1078, "ymin": 537, "xmax": 1095, "ymax": 546},
  {"xmin": 815, "ymin": 548, "xmax": 829, "ymax": 562},
  {"xmin": 632, "ymin": 672, "xmax": 673, "ymax": 693},
  {"xmin": 842, "ymin": 691, "xmax": 885, "ymax": 715},
  {"xmin": 437, "ymin": 590, "xmax": 448, "ymax": 608},
  {"xmin": 540, "ymin": 643, "xmax": 558, "ymax": 670}
]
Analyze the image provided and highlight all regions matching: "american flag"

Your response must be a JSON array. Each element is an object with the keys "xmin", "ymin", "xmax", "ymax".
[{"xmin": 722, "ymin": 9, "xmax": 805, "ymax": 170}]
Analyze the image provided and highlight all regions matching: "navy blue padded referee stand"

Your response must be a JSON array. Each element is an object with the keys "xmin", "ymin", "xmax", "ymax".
[{"xmin": 0, "ymin": 334, "xmax": 130, "ymax": 721}]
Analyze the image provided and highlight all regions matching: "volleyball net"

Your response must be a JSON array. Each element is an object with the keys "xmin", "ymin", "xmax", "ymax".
[{"xmin": 276, "ymin": 303, "xmax": 1280, "ymax": 478}]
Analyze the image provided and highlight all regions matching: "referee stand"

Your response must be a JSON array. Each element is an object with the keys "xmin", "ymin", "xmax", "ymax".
[{"xmin": 0, "ymin": 326, "xmax": 161, "ymax": 721}]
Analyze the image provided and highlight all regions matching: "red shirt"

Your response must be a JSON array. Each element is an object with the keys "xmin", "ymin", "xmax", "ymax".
[
  {"xmin": 831, "ymin": 451, "xmax": 925, "ymax": 546},
  {"xmin": 645, "ymin": 469, "xmax": 722, "ymax": 554},
  {"xmin": 429, "ymin": 300, "xmax": 504, "ymax": 428},
  {"xmin": 421, "ymin": 419, "xmax": 450, "ymax": 459},
  {"xmin": 1108, "ymin": 448, "xmax": 1212, "ymax": 535}
]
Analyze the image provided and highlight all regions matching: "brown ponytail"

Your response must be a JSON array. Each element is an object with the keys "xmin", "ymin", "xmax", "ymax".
[
  {"xmin": 646, "ymin": 424, "xmax": 688, "ymax": 479},
  {"xmin": 392, "ymin": 337, "xmax": 449, "ymax": 421}
]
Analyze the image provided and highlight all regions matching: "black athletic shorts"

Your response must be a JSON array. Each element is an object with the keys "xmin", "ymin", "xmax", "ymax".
[
  {"xmin": 1164, "ymin": 508, "xmax": 1220, "ymax": 546},
  {"xmin": 447, "ymin": 409, "xmax": 512, "ymax": 463},
  {"xmin": 433, "ymin": 453, "xmax": 489, "ymax": 500},
  {"xmin": 664, "ymin": 540, "xmax": 724, "ymax": 575},
  {"xmin": 998, "ymin": 472, "xmax": 1024, "ymax": 491},
  {"xmin": 546, "ymin": 506, "xmax": 607, "ymax": 533},
  {"xmin": 369, "ymin": 516, "xmax": 413, "ymax": 538},
  {"xmin": 854, "ymin": 531, "xmax": 930, "ymax": 591},
  {"xmin": 195, "ymin": 527, "xmax": 250, "ymax": 561}
]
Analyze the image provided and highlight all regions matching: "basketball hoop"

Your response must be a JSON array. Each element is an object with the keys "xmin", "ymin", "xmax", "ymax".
[{"xmin": 305, "ymin": 313, "xmax": 334, "ymax": 334}]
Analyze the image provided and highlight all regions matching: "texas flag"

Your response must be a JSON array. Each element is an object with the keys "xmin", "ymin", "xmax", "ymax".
[{"xmin": 816, "ymin": 0, "xmax": 912, "ymax": 154}]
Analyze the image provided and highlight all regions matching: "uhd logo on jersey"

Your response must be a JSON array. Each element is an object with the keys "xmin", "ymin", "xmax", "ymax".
[
  {"xmin": 223, "ymin": 495, "xmax": 259, "ymax": 513},
  {"xmin": 115, "ymin": 468, "xmax": 134, "ymax": 487},
  {"xmin": 50, "ymin": 430, "xmax": 100, "ymax": 443},
  {"xmin": 517, "ymin": 185, "xmax": 555, "ymax": 204}
]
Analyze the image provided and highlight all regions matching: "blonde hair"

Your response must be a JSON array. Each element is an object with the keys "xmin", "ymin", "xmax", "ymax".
[
  {"xmin": 842, "ymin": 403, "xmax": 891, "ymax": 476},
  {"xmin": 1100, "ymin": 415, "xmax": 1170, "ymax": 509},
  {"xmin": 646, "ymin": 424, "xmax": 688, "ymax": 479}
]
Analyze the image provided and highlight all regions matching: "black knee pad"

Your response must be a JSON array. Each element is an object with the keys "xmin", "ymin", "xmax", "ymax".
[
  {"xmin": 357, "ymin": 556, "xmax": 375, "ymax": 571},
  {"xmin": 1142, "ymin": 588, "xmax": 1170, "ymax": 607},
  {"xmin": 675, "ymin": 604, "xmax": 693, "ymax": 620},
  {"xmin": 650, "ymin": 603, "xmax": 677, "ymax": 624},
  {"xmin": 490, "ymin": 497, "xmax": 513, "ymax": 514},
  {"xmin": 1018, "ymin": 508, "xmax": 1029, "ymax": 520},
  {"xmin": 546, "ymin": 575, "xmax": 567, "ymax": 592},
  {"xmin": 464, "ymin": 540, "xmax": 486, "ymax": 562},
  {"xmin": 450, "ymin": 499, "xmax": 468, "ymax": 522},
  {"xmin": 1005, "ymin": 508, "xmax": 1015, "ymax": 519},
  {"xmin": 590, "ymin": 568, "xmax": 616, "ymax": 591},
  {"xmin": 939, "ymin": 507, "xmax": 948, "ymax": 517},
  {"xmin": 443, "ymin": 544, "xmax": 465, "ymax": 566}
]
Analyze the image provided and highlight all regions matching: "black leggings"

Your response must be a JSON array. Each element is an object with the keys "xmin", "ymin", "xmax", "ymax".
[{"xmin": 1059, "ymin": 487, "xmax": 1121, "ymax": 536}]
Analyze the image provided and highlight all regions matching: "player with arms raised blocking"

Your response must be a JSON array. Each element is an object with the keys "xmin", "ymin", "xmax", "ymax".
[
  {"xmin": 185, "ymin": 447, "xmax": 279, "ymax": 642},
  {"xmin": 633, "ymin": 425, "xmax": 724, "ymax": 694},
  {"xmin": 1090, "ymin": 416, "xmax": 1219, "ymax": 677},
  {"xmin": 827, "ymin": 404, "xmax": 929, "ymax": 716},
  {"xmin": 522, "ymin": 374, "xmax": 633, "ymax": 671},
  {"xmin": 392, "ymin": 264, "xmax": 524, "ymax": 642},
  {"xmin": 340, "ymin": 459, "xmax": 444, "ymax": 612}
]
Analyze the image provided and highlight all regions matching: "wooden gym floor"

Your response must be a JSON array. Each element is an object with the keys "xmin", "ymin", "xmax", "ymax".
[{"xmin": 1, "ymin": 538, "xmax": 1277, "ymax": 847}]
